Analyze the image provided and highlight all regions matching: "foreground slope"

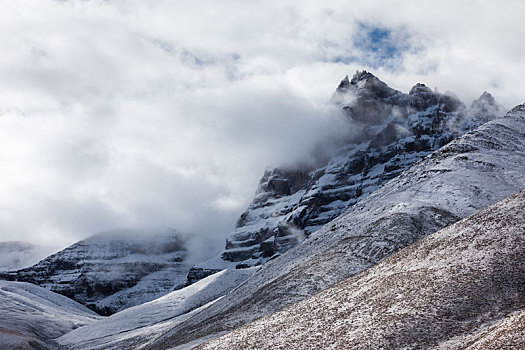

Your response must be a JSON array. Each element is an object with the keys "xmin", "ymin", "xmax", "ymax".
[
  {"xmin": 200, "ymin": 189, "xmax": 525, "ymax": 350},
  {"xmin": 1, "ymin": 228, "xmax": 189, "ymax": 315},
  {"xmin": 57, "ymin": 268, "xmax": 256, "ymax": 350},
  {"xmin": 149, "ymin": 105, "xmax": 525, "ymax": 349},
  {"xmin": 438, "ymin": 308, "xmax": 525, "ymax": 350},
  {"xmin": 0, "ymin": 280, "xmax": 99, "ymax": 349}
]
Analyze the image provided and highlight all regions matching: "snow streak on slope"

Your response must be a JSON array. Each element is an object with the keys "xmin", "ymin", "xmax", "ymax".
[
  {"xmin": 1, "ymin": 228, "xmax": 189, "ymax": 315},
  {"xmin": 0, "ymin": 280, "xmax": 99, "ymax": 349},
  {"xmin": 199, "ymin": 190, "xmax": 525, "ymax": 350},
  {"xmin": 57, "ymin": 268, "xmax": 256, "ymax": 350},
  {"xmin": 148, "ymin": 105, "xmax": 525, "ymax": 349}
]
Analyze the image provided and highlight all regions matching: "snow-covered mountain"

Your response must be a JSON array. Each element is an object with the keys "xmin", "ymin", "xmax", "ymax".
[
  {"xmin": 188, "ymin": 71, "xmax": 505, "ymax": 283},
  {"xmin": 1, "ymin": 73, "xmax": 521, "ymax": 350},
  {"xmin": 0, "ymin": 280, "xmax": 99, "ymax": 349},
  {"xmin": 147, "ymin": 104, "xmax": 525, "ymax": 349},
  {"xmin": 199, "ymin": 189, "xmax": 525, "ymax": 350},
  {"xmin": 57, "ymin": 268, "xmax": 257, "ymax": 350},
  {"xmin": 0, "ymin": 228, "xmax": 189, "ymax": 315},
  {"xmin": 0, "ymin": 241, "xmax": 55, "ymax": 271}
]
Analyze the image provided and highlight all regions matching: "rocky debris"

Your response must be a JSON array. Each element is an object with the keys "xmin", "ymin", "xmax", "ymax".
[
  {"xmin": 198, "ymin": 190, "xmax": 525, "ymax": 350},
  {"xmin": 189, "ymin": 71, "xmax": 506, "ymax": 281},
  {"xmin": 146, "ymin": 105, "xmax": 525, "ymax": 350},
  {"xmin": 0, "ymin": 229, "xmax": 189, "ymax": 315}
]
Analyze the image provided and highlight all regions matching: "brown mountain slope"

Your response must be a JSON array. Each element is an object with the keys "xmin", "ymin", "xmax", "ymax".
[
  {"xmin": 199, "ymin": 189, "xmax": 525, "ymax": 350},
  {"xmin": 438, "ymin": 308, "xmax": 525, "ymax": 350}
]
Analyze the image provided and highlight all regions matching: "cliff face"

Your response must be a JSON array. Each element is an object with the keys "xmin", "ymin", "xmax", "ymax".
[
  {"xmin": 189, "ymin": 71, "xmax": 505, "ymax": 281},
  {"xmin": 1, "ymin": 229, "xmax": 189, "ymax": 315}
]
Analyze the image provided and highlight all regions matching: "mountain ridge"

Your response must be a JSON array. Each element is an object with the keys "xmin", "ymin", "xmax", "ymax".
[
  {"xmin": 147, "ymin": 103, "xmax": 525, "ymax": 349},
  {"xmin": 188, "ymin": 70, "xmax": 505, "ymax": 283}
]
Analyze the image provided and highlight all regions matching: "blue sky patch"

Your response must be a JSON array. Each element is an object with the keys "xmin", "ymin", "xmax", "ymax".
[{"xmin": 333, "ymin": 23, "xmax": 414, "ymax": 69}]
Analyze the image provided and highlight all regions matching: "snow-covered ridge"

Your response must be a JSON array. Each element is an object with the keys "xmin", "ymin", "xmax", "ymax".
[
  {"xmin": 190, "ymin": 71, "xmax": 505, "ymax": 282},
  {"xmin": 0, "ymin": 280, "xmax": 100, "ymax": 349},
  {"xmin": 57, "ymin": 268, "xmax": 257, "ymax": 350},
  {"xmin": 199, "ymin": 189, "xmax": 525, "ymax": 349},
  {"xmin": 1, "ymin": 228, "xmax": 189, "ymax": 315},
  {"xmin": 147, "ymin": 104, "xmax": 525, "ymax": 349}
]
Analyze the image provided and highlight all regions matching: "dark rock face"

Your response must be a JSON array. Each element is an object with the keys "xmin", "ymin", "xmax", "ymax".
[
  {"xmin": 189, "ymin": 71, "xmax": 506, "ymax": 281},
  {"xmin": 409, "ymin": 83, "xmax": 438, "ymax": 110},
  {"xmin": 185, "ymin": 267, "xmax": 222, "ymax": 286},
  {"xmin": 0, "ymin": 229, "xmax": 189, "ymax": 315}
]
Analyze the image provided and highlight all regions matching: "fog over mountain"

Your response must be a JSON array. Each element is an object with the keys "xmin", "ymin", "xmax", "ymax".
[{"xmin": 1, "ymin": 0, "xmax": 525, "ymax": 261}]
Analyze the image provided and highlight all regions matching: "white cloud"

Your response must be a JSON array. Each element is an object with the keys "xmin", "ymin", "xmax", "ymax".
[{"xmin": 0, "ymin": 0, "xmax": 524, "ymax": 256}]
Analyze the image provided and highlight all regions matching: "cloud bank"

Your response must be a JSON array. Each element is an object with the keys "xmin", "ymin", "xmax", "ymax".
[{"xmin": 0, "ymin": 0, "xmax": 524, "ymax": 257}]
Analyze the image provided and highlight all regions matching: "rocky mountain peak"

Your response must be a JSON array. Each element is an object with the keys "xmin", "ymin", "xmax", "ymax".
[
  {"xmin": 351, "ymin": 70, "xmax": 398, "ymax": 100},
  {"xmin": 408, "ymin": 83, "xmax": 438, "ymax": 110},
  {"xmin": 333, "ymin": 71, "xmax": 404, "ymax": 126},
  {"xmin": 476, "ymin": 91, "xmax": 497, "ymax": 105},
  {"xmin": 336, "ymin": 74, "xmax": 350, "ymax": 91},
  {"xmin": 336, "ymin": 70, "xmax": 398, "ymax": 102},
  {"xmin": 187, "ymin": 72, "xmax": 503, "ymax": 283},
  {"xmin": 350, "ymin": 70, "xmax": 376, "ymax": 84},
  {"xmin": 469, "ymin": 91, "xmax": 507, "ymax": 124},
  {"xmin": 409, "ymin": 82, "xmax": 433, "ymax": 95}
]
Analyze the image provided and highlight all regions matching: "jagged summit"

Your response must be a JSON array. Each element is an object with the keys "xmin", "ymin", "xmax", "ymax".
[
  {"xmin": 337, "ymin": 74, "xmax": 350, "ymax": 90},
  {"xmin": 335, "ymin": 70, "xmax": 399, "ymax": 104},
  {"xmin": 350, "ymin": 69, "xmax": 375, "ymax": 83},
  {"xmin": 336, "ymin": 70, "xmax": 376, "ymax": 91},
  {"xmin": 188, "ymin": 72, "xmax": 506, "ymax": 283},
  {"xmin": 477, "ymin": 90, "xmax": 497, "ymax": 104},
  {"xmin": 408, "ymin": 82, "xmax": 432, "ymax": 95},
  {"xmin": 469, "ymin": 90, "xmax": 507, "ymax": 124}
]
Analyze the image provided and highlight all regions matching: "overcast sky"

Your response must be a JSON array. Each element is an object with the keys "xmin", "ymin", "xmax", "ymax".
[{"xmin": 1, "ymin": 0, "xmax": 524, "ymax": 258}]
